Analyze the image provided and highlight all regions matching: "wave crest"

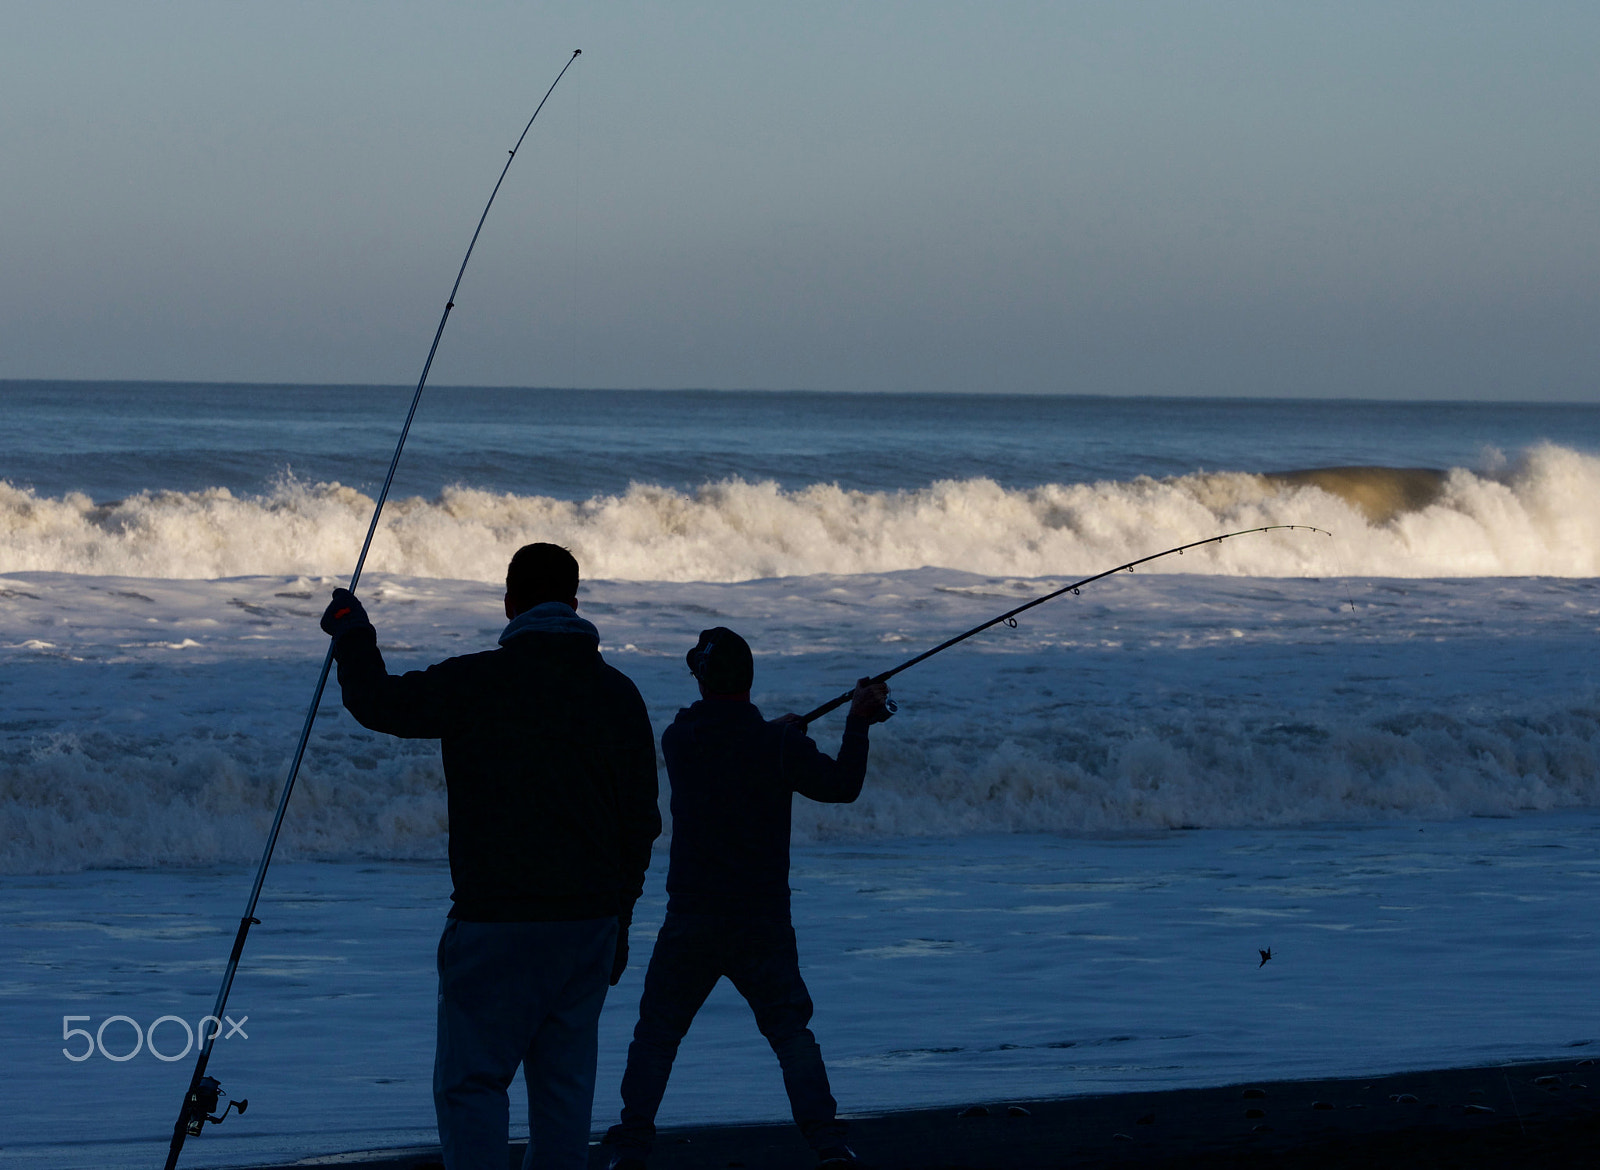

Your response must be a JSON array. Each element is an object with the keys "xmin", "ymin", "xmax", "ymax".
[{"xmin": 3, "ymin": 444, "xmax": 1598, "ymax": 581}]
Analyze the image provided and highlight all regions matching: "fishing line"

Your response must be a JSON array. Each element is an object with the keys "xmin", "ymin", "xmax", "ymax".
[
  {"xmin": 1330, "ymin": 527, "xmax": 1358, "ymax": 613},
  {"xmin": 800, "ymin": 525, "xmax": 1331, "ymax": 725},
  {"xmin": 568, "ymin": 60, "xmax": 584, "ymax": 387},
  {"xmin": 161, "ymin": 49, "xmax": 582, "ymax": 1170}
]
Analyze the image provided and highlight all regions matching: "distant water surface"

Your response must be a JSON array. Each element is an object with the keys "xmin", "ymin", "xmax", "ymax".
[{"xmin": 3, "ymin": 381, "xmax": 1597, "ymax": 501}]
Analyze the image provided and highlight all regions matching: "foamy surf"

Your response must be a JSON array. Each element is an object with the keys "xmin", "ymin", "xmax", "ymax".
[
  {"xmin": 3, "ymin": 569, "xmax": 1596, "ymax": 874},
  {"xmin": 3, "ymin": 443, "xmax": 1598, "ymax": 582}
]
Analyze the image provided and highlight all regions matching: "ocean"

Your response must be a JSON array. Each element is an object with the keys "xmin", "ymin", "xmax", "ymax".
[
  {"xmin": 2, "ymin": 382, "xmax": 1599, "ymax": 1167},
  {"xmin": 5, "ymin": 383, "xmax": 1600, "ymax": 584}
]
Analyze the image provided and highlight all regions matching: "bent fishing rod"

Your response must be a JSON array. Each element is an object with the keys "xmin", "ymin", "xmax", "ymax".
[
  {"xmin": 162, "ymin": 50, "xmax": 582, "ymax": 1170},
  {"xmin": 800, "ymin": 525, "xmax": 1332, "ymax": 725}
]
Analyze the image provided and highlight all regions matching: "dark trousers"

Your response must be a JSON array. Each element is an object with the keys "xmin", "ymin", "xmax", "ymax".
[
  {"xmin": 434, "ymin": 917, "xmax": 617, "ymax": 1170},
  {"xmin": 607, "ymin": 911, "xmax": 845, "ymax": 1155}
]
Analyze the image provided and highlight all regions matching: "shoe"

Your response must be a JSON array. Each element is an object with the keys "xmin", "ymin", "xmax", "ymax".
[
  {"xmin": 605, "ymin": 1153, "xmax": 648, "ymax": 1170},
  {"xmin": 816, "ymin": 1146, "xmax": 862, "ymax": 1167}
]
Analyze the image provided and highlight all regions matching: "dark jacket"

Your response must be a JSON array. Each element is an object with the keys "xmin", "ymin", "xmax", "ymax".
[
  {"xmin": 661, "ymin": 697, "xmax": 869, "ymax": 918},
  {"xmin": 331, "ymin": 605, "xmax": 660, "ymax": 923}
]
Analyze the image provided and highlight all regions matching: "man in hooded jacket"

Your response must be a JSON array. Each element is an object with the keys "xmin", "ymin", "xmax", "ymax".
[
  {"xmin": 602, "ymin": 627, "xmax": 890, "ymax": 1170},
  {"xmin": 321, "ymin": 542, "xmax": 660, "ymax": 1170}
]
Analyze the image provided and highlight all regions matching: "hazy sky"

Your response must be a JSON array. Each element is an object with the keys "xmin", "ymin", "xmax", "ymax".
[{"xmin": 2, "ymin": 2, "xmax": 1596, "ymax": 398}]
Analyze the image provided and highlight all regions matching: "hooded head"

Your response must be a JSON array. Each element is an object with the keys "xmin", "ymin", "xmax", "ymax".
[{"xmin": 686, "ymin": 627, "xmax": 753, "ymax": 698}]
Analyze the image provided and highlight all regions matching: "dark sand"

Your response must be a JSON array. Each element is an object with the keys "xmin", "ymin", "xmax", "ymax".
[{"xmin": 251, "ymin": 1057, "xmax": 1598, "ymax": 1169}]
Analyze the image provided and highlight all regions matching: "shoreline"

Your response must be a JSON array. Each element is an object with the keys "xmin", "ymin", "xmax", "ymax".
[{"xmin": 248, "ymin": 1056, "xmax": 1598, "ymax": 1169}]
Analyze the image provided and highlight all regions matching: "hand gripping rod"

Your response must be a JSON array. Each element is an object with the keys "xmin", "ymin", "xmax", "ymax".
[
  {"xmin": 799, "ymin": 524, "xmax": 1331, "ymax": 725},
  {"xmin": 162, "ymin": 49, "xmax": 582, "ymax": 1170}
]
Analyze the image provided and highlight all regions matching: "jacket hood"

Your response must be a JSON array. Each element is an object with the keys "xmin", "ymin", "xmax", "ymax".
[{"xmin": 499, "ymin": 601, "xmax": 600, "ymax": 647}]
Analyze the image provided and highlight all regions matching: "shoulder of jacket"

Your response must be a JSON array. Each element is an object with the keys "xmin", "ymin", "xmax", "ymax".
[
  {"xmin": 597, "ymin": 658, "xmax": 638, "ymax": 685},
  {"xmin": 597, "ymin": 661, "xmax": 648, "ymax": 702},
  {"xmin": 428, "ymin": 647, "xmax": 501, "ymax": 673}
]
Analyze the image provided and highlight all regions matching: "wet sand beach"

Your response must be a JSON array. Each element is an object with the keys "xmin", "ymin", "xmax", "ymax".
[{"xmin": 246, "ymin": 1057, "xmax": 1598, "ymax": 1169}]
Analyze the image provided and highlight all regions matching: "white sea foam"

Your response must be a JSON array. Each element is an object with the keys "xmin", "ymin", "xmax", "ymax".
[
  {"xmin": 10, "ymin": 697, "xmax": 1596, "ymax": 875},
  {"xmin": 3, "ymin": 570, "xmax": 1597, "ymax": 874},
  {"xmin": 4, "ymin": 444, "xmax": 1599, "ymax": 582}
]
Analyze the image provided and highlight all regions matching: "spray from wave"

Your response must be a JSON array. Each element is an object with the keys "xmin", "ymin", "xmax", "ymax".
[{"xmin": 3, "ymin": 444, "xmax": 1597, "ymax": 581}]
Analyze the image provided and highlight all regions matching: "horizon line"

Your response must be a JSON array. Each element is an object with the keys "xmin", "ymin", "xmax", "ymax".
[{"xmin": 2, "ymin": 377, "xmax": 1596, "ymax": 409}]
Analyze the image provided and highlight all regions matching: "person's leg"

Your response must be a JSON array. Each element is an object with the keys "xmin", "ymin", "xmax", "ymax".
[
  {"xmin": 604, "ymin": 913, "xmax": 723, "ymax": 1158},
  {"xmin": 520, "ymin": 918, "xmax": 617, "ymax": 1170},
  {"xmin": 725, "ymin": 918, "xmax": 847, "ymax": 1151},
  {"xmin": 434, "ymin": 920, "xmax": 541, "ymax": 1170}
]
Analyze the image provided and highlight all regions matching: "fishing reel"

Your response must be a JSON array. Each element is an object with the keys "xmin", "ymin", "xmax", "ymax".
[{"xmin": 181, "ymin": 1076, "xmax": 248, "ymax": 1137}]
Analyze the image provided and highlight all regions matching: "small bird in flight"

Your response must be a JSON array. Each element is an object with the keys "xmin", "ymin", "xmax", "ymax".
[{"xmin": 1258, "ymin": 948, "xmax": 1272, "ymax": 968}]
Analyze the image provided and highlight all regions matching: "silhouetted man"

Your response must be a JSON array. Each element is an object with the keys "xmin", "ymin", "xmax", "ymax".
[
  {"xmin": 603, "ymin": 627, "xmax": 890, "ymax": 1170},
  {"xmin": 321, "ymin": 543, "xmax": 660, "ymax": 1170}
]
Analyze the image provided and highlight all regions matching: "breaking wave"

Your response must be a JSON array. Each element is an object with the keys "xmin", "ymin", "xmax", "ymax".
[
  {"xmin": 5, "ymin": 699, "xmax": 1598, "ymax": 873},
  {"xmin": 2, "ymin": 443, "xmax": 1598, "ymax": 584}
]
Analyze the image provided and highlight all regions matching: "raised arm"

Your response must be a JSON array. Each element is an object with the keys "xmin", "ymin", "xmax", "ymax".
[
  {"xmin": 323, "ymin": 589, "xmax": 464, "ymax": 739},
  {"xmin": 780, "ymin": 679, "xmax": 891, "ymax": 803}
]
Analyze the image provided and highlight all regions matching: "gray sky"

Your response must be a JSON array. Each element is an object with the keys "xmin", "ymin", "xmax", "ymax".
[{"xmin": 2, "ymin": 1, "xmax": 1596, "ymax": 398}]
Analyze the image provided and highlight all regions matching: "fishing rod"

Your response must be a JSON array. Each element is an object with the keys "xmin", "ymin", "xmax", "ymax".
[
  {"xmin": 161, "ymin": 50, "xmax": 582, "ymax": 1170},
  {"xmin": 800, "ymin": 525, "xmax": 1332, "ymax": 725}
]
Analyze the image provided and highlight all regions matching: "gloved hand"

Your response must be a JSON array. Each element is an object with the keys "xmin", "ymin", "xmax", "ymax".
[
  {"xmin": 610, "ymin": 906, "xmax": 633, "ymax": 986},
  {"xmin": 319, "ymin": 588, "xmax": 372, "ymax": 641},
  {"xmin": 849, "ymin": 677, "xmax": 893, "ymax": 723}
]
